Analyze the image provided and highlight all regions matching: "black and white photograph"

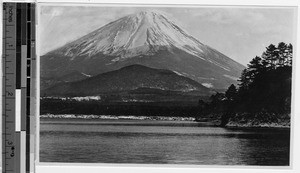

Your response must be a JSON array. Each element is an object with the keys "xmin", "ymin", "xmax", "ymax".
[{"xmin": 39, "ymin": 4, "xmax": 296, "ymax": 166}]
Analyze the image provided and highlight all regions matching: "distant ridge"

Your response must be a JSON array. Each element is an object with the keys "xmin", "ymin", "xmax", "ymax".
[{"xmin": 42, "ymin": 64, "xmax": 213, "ymax": 97}]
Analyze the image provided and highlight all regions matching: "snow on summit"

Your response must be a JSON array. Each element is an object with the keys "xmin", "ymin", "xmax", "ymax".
[
  {"xmin": 42, "ymin": 10, "xmax": 246, "ymax": 90},
  {"xmin": 53, "ymin": 11, "xmax": 207, "ymax": 60}
]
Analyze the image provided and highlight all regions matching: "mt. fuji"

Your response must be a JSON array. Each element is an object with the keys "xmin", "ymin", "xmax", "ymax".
[{"xmin": 41, "ymin": 11, "xmax": 245, "ymax": 90}]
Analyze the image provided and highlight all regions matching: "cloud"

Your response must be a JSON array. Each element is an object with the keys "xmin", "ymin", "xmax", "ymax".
[
  {"xmin": 41, "ymin": 6, "xmax": 64, "ymax": 16},
  {"xmin": 202, "ymin": 83, "xmax": 213, "ymax": 88}
]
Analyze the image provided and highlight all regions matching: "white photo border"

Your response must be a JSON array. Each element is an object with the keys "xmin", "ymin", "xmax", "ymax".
[{"xmin": 1, "ymin": 0, "xmax": 297, "ymax": 173}]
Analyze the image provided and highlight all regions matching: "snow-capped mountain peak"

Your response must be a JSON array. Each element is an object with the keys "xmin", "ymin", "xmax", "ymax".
[
  {"xmin": 53, "ymin": 10, "xmax": 206, "ymax": 60},
  {"xmin": 42, "ymin": 10, "xmax": 245, "ymax": 90}
]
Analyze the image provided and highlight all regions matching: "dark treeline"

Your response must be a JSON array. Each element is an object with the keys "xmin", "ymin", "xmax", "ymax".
[
  {"xmin": 198, "ymin": 42, "xmax": 292, "ymax": 126},
  {"xmin": 40, "ymin": 99, "xmax": 201, "ymax": 117}
]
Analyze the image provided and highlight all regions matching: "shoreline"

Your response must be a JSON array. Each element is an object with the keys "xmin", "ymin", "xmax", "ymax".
[
  {"xmin": 40, "ymin": 114, "xmax": 290, "ymax": 129},
  {"xmin": 40, "ymin": 114, "xmax": 196, "ymax": 121}
]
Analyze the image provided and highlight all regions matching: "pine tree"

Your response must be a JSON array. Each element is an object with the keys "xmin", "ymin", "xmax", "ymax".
[
  {"xmin": 262, "ymin": 44, "xmax": 278, "ymax": 69},
  {"xmin": 277, "ymin": 42, "xmax": 288, "ymax": 67},
  {"xmin": 225, "ymin": 84, "xmax": 237, "ymax": 101},
  {"xmin": 286, "ymin": 43, "xmax": 293, "ymax": 66},
  {"xmin": 248, "ymin": 56, "xmax": 264, "ymax": 78}
]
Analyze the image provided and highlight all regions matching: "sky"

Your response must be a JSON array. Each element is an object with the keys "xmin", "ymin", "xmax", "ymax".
[{"xmin": 39, "ymin": 5, "xmax": 296, "ymax": 65}]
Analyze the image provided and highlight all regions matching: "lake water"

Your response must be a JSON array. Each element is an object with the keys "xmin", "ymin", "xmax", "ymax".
[{"xmin": 40, "ymin": 118, "xmax": 290, "ymax": 165}]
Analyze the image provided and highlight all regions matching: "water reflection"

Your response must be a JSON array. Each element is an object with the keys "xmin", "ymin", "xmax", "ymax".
[{"xmin": 40, "ymin": 119, "xmax": 290, "ymax": 165}]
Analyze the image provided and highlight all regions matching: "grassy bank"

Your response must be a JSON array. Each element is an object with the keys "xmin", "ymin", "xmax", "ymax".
[{"xmin": 225, "ymin": 112, "xmax": 290, "ymax": 128}]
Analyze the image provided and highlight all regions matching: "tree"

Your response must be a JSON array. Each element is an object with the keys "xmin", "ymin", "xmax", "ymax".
[
  {"xmin": 206, "ymin": 92, "xmax": 225, "ymax": 114},
  {"xmin": 210, "ymin": 92, "xmax": 225, "ymax": 105},
  {"xmin": 286, "ymin": 43, "xmax": 293, "ymax": 66},
  {"xmin": 261, "ymin": 42, "xmax": 292, "ymax": 69},
  {"xmin": 262, "ymin": 44, "xmax": 277, "ymax": 69},
  {"xmin": 248, "ymin": 56, "xmax": 264, "ymax": 75},
  {"xmin": 225, "ymin": 84, "xmax": 237, "ymax": 101},
  {"xmin": 238, "ymin": 69, "xmax": 250, "ymax": 90},
  {"xmin": 277, "ymin": 42, "xmax": 288, "ymax": 66},
  {"xmin": 221, "ymin": 84, "xmax": 238, "ymax": 126}
]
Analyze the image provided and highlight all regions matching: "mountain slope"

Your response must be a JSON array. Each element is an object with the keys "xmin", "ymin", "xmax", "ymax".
[
  {"xmin": 42, "ymin": 64, "xmax": 213, "ymax": 97},
  {"xmin": 41, "ymin": 70, "xmax": 92, "ymax": 90},
  {"xmin": 41, "ymin": 11, "xmax": 245, "ymax": 89}
]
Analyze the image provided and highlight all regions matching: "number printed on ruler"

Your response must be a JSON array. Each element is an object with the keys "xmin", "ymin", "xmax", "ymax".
[
  {"xmin": 3, "ymin": 3, "xmax": 36, "ymax": 173},
  {"xmin": 3, "ymin": 3, "xmax": 17, "ymax": 173}
]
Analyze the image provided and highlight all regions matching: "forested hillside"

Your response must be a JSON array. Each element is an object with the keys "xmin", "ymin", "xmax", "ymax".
[{"xmin": 198, "ymin": 42, "xmax": 292, "ymax": 127}]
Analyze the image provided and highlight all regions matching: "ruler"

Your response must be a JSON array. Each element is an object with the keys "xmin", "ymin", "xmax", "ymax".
[{"xmin": 2, "ymin": 3, "xmax": 36, "ymax": 173}]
